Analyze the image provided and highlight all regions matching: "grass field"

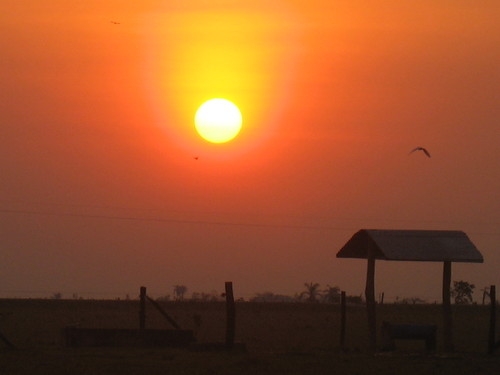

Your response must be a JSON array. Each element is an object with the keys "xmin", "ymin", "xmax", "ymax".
[{"xmin": 1, "ymin": 299, "xmax": 499, "ymax": 374}]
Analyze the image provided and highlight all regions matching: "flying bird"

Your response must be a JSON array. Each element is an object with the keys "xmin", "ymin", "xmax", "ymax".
[
  {"xmin": 110, "ymin": 21, "xmax": 121, "ymax": 24},
  {"xmin": 409, "ymin": 147, "xmax": 431, "ymax": 158}
]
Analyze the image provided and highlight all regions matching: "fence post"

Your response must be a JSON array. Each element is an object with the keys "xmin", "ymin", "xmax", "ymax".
[
  {"xmin": 340, "ymin": 291, "xmax": 346, "ymax": 350},
  {"xmin": 140, "ymin": 286, "xmax": 146, "ymax": 330},
  {"xmin": 488, "ymin": 285, "xmax": 496, "ymax": 354},
  {"xmin": 225, "ymin": 281, "xmax": 235, "ymax": 350}
]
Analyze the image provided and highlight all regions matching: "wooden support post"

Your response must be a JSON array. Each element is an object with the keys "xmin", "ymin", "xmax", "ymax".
[
  {"xmin": 488, "ymin": 285, "xmax": 496, "ymax": 354},
  {"xmin": 365, "ymin": 257, "xmax": 377, "ymax": 351},
  {"xmin": 340, "ymin": 291, "xmax": 346, "ymax": 350},
  {"xmin": 225, "ymin": 281, "xmax": 236, "ymax": 351},
  {"xmin": 442, "ymin": 261, "xmax": 453, "ymax": 352},
  {"xmin": 139, "ymin": 286, "xmax": 146, "ymax": 330}
]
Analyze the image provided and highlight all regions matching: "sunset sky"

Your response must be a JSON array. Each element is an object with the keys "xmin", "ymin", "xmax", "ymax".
[{"xmin": 1, "ymin": 0, "xmax": 499, "ymax": 302}]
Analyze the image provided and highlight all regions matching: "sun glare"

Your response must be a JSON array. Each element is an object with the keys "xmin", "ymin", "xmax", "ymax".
[
  {"xmin": 194, "ymin": 99, "xmax": 242, "ymax": 143},
  {"xmin": 143, "ymin": 2, "xmax": 300, "ymax": 151}
]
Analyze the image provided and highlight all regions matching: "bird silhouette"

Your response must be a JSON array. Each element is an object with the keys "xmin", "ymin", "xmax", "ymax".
[
  {"xmin": 409, "ymin": 147, "xmax": 431, "ymax": 158},
  {"xmin": 110, "ymin": 21, "xmax": 121, "ymax": 24}
]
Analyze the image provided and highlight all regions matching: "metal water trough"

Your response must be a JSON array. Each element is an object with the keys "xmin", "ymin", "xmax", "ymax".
[
  {"xmin": 380, "ymin": 322, "xmax": 437, "ymax": 351},
  {"xmin": 63, "ymin": 327, "xmax": 195, "ymax": 348},
  {"xmin": 63, "ymin": 286, "xmax": 195, "ymax": 348},
  {"xmin": 63, "ymin": 284, "xmax": 244, "ymax": 350}
]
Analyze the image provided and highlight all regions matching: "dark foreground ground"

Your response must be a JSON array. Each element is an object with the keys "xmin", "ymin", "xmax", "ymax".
[
  {"xmin": 1, "ymin": 299, "xmax": 499, "ymax": 374},
  {"xmin": 2, "ymin": 346, "xmax": 500, "ymax": 375}
]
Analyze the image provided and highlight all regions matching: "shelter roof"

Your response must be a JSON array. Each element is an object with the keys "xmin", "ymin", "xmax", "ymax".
[{"xmin": 336, "ymin": 229, "xmax": 483, "ymax": 263}]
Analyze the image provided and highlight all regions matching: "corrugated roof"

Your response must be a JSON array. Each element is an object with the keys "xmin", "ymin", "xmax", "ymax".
[{"xmin": 336, "ymin": 229, "xmax": 483, "ymax": 263}]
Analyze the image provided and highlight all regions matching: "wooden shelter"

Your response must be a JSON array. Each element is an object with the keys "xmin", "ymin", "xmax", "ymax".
[{"xmin": 337, "ymin": 229, "xmax": 483, "ymax": 351}]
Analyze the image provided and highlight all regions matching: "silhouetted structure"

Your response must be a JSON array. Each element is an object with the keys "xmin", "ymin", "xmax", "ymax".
[{"xmin": 337, "ymin": 229, "xmax": 483, "ymax": 352}]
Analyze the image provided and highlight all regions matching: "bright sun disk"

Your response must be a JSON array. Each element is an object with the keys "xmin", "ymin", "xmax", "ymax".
[{"xmin": 194, "ymin": 98, "xmax": 242, "ymax": 143}]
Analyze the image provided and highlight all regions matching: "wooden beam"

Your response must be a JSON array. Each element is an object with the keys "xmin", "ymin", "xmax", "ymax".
[
  {"xmin": 365, "ymin": 257, "xmax": 377, "ymax": 351},
  {"xmin": 146, "ymin": 295, "xmax": 181, "ymax": 330},
  {"xmin": 442, "ymin": 261, "xmax": 453, "ymax": 352}
]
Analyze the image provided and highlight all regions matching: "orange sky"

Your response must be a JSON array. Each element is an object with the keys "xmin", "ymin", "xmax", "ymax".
[{"xmin": 1, "ymin": 0, "xmax": 499, "ymax": 301}]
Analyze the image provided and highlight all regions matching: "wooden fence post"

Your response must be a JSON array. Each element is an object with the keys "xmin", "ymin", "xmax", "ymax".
[
  {"xmin": 488, "ymin": 285, "xmax": 496, "ymax": 354},
  {"xmin": 340, "ymin": 291, "xmax": 346, "ymax": 350},
  {"xmin": 379, "ymin": 292, "xmax": 385, "ymax": 305},
  {"xmin": 225, "ymin": 281, "xmax": 235, "ymax": 350},
  {"xmin": 139, "ymin": 286, "xmax": 146, "ymax": 330}
]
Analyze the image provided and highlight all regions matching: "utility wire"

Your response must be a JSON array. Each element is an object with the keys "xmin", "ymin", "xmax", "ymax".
[
  {"xmin": 1, "ymin": 207, "xmax": 499, "ymax": 236},
  {"xmin": 0, "ymin": 207, "xmax": 355, "ymax": 232}
]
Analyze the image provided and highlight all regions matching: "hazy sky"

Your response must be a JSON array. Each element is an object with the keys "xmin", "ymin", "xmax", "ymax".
[{"xmin": 1, "ymin": 0, "xmax": 499, "ymax": 301}]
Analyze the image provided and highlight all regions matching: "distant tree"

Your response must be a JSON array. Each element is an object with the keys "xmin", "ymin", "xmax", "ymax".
[
  {"xmin": 322, "ymin": 285, "xmax": 341, "ymax": 303},
  {"xmin": 51, "ymin": 292, "xmax": 62, "ymax": 300},
  {"xmin": 345, "ymin": 294, "xmax": 363, "ymax": 304},
  {"xmin": 173, "ymin": 285, "xmax": 187, "ymax": 301},
  {"xmin": 451, "ymin": 280, "xmax": 475, "ymax": 304},
  {"xmin": 300, "ymin": 282, "xmax": 321, "ymax": 303},
  {"xmin": 191, "ymin": 292, "xmax": 218, "ymax": 302},
  {"xmin": 207, "ymin": 291, "xmax": 222, "ymax": 302},
  {"xmin": 250, "ymin": 292, "xmax": 294, "ymax": 303},
  {"xmin": 395, "ymin": 297, "xmax": 426, "ymax": 305},
  {"xmin": 191, "ymin": 292, "xmax": 201, "ymax": 301},
  {"xmin": 157, "ymin": 294, "xmax": 171, "ymax": 301},
  {"xmin": 409, "ymin": 297, "xmax": 427, "ymax": 305}
]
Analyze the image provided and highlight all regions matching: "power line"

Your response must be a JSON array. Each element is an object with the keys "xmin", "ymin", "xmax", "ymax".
[
  {"xmin": 1, "ymin": 206, "xmax": 499, "ymax": 236},
  {"xmin": 0, "ymin": 207, "xmax": 356, "ymax": 232}
]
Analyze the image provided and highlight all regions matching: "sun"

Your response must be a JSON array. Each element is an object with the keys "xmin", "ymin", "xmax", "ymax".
[{"xmin": 194, "ymin": 99, "xmax": 242, "ymax": 143}]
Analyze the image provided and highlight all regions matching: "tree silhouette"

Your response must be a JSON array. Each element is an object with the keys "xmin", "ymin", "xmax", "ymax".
[
  {"xmin": 451, "ymin": 280, "xmax": 475, "ymax": 304},
  {"xmin": 51, "ymin": 292, "xmax": 62, "ymax": 300},
  {"xmin": 250, "ymin": 292, "xmax": 294, "ymax": 303},
  {"xmin": 173, "ymin": 285, "xmax": 187, "ymax": 301},
  {"xmin": 322, "ymin": 285, "xmax": 341, "ymax": 303},
  {"xmin": 300, "ymin": 282, "xmax": 321, "ymax": 303}
]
